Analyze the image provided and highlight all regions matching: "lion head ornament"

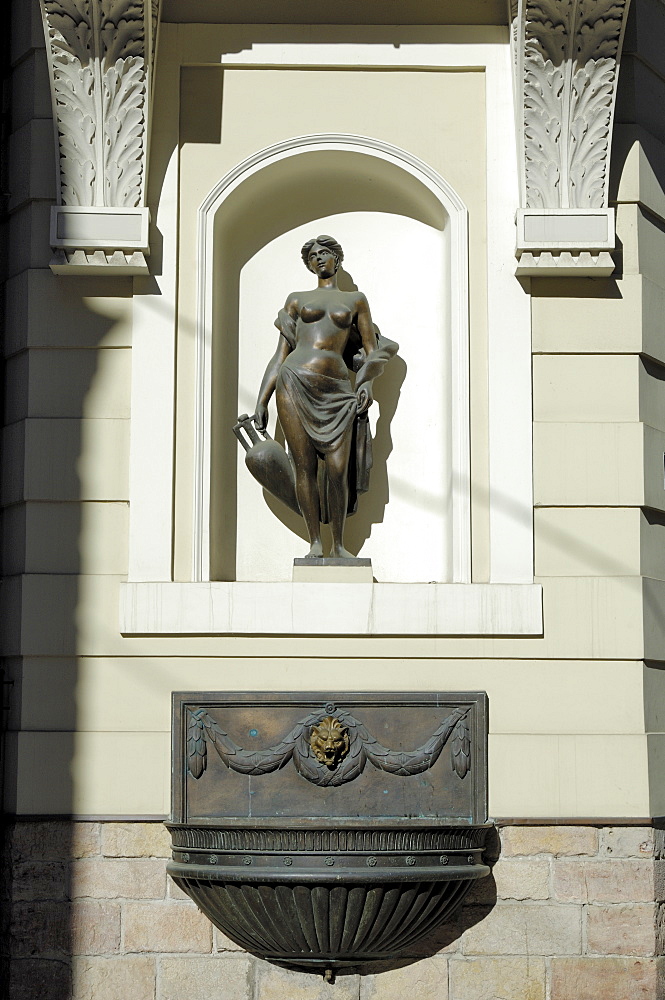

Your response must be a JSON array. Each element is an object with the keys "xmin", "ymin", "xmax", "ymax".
[{"xmin": 310, "ymin": 716, "xmax": 350, "ymax": 769}]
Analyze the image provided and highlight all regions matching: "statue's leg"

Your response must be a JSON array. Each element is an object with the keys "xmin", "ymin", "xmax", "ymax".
[
  {"xmin": 325, "ymin": 430, "xmax": 355, "ymax": 559},
  {"xmin": 276, "ymin": 392, "xmax": 323, "ymax": 558}
]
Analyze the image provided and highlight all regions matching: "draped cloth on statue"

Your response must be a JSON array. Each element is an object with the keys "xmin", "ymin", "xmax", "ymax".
[
  {"xmin": 275, "ymin": 309, "xmax": 398, "ymax": 521},
  {"xmin": 277, "ymin": 363, "xmax": 358, "ymax": 454}
]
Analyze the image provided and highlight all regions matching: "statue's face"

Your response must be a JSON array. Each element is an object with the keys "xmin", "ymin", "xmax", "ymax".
[
  {"xmin": 310, "ymin": 716, "xmax": 350, "ymax": 769},
  {"xmin": 308, "ymin": 243, "xmax": 338, "ymax": 278}
]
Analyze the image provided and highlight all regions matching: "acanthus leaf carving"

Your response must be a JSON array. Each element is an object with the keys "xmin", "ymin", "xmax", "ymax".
[
  {"xmin": 523, "ymin": 57, "xmax": 564, "ymax": 207},
  {"xmin": 568, "ymin": 58, "xmax": 615, "ymax": 207},
  {"xmin": 103, "ymin": 57, "xmax": 145, "ymax": 205},
  {"xmin": 44, "ymin": 0, "xmax": 96, "ymax": 206},
  {"xmin": 520, "ymin": 0, "xmax": 631, "ymax": 209},
  {"xmin": 41, "ymin": 0, "xmax": 152, "ymax": 209}
]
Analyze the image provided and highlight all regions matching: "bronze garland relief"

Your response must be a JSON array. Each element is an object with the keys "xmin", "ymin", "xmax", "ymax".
[{"xmin": 187, "ymin": 703, "xmax": 471, "ymax": 787}]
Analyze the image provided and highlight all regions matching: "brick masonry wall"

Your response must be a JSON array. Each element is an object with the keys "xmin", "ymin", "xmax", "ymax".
[{"xmin": 3, "ymin": 822, "xmax": 664, "ymax": 1000}]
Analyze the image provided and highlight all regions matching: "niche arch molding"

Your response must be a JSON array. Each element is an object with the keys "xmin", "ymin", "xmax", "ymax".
[{"xmin": 193, "ymin": 133, "xmax": 471, "ymax": 585}]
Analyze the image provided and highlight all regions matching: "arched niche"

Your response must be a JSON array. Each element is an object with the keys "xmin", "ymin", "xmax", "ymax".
[{"xmin": 194, "ymin": 135, "xmax": 470, "ymax": 584}]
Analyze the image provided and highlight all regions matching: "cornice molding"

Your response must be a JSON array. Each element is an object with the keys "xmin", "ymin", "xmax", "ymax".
[
  {"xmin": 40, "ymin": 0, "xmax": 160, "ymax": 273},
  {"xmin": 512, "ymin": 0, "xmax": 632, "ymax": 275}
]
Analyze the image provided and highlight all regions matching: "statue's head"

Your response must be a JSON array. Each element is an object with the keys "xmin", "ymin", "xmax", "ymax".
[
  {"xmin": 310, "ymin": 715, "xmax": 350, "ymax": 769},
  {"xmin": 301, "ymin": 235, "xmax": 344, "ymax": 274}
]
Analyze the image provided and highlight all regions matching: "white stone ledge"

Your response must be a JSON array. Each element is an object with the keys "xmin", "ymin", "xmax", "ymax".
[
  {"xmin": 49, "ymin": 249, "xmax": 149, "ymax": 275},
  {"xmin": 515, "ymin": 251, "xmax": 615, "ymax": 277},
  {"xmin": 120, "ymin": 582, "xmax": 543, "ymax": 637}
]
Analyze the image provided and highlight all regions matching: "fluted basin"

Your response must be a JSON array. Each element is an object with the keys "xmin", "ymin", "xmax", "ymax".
[{"xmin": 167, "ymin": 822, "xmax": 492, "ymax": 977}]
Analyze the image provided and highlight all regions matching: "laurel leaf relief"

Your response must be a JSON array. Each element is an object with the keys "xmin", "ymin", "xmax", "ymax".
[
  {"xmin": 187, "ymin": 709, "xmax": 207, "ymax": 780},
  {"xmin": 187, "ymin": 705, "xmax": 472, "ymax": 788},
  {"xmin": 451, "ymin": 716, "xmax": 471, "ymax": 780}
]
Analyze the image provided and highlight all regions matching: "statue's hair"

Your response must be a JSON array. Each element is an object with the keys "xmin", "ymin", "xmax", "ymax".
[{"xmin": 301, "ymin": 235, "xmax": 344, "ymax": 272}]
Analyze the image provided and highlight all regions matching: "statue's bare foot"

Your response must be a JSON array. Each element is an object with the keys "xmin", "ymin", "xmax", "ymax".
[
  {"xmin": 304, "ymin": 541, "xmax": 324, "ymax": 559},
  {"xmin": 331, "ymin": 544, "xmax": 356, "ymax": 560}
]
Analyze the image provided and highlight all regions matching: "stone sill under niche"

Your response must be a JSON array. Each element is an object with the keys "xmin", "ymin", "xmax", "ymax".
[{"xmin": 120, "ymin": 581, "xmax": 543, "ymax": 636}]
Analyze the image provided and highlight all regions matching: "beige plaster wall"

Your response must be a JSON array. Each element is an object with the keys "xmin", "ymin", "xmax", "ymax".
[
  {"xmin": 3, "ymin": 20, "xmax": 664, "ymax": 823},
  {"xmin": 173, "ymin": 58, "xmax": 489, "ymax": 582}
]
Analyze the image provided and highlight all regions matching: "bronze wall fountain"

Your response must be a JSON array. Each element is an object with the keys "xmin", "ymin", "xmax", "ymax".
[{"xmin": 167, "ymin": 692, "xmax": 492, "ymax": 981}]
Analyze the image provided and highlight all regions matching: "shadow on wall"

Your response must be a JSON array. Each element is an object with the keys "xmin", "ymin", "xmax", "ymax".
[
  {"xmin": 2, "ymin": 14, "xmax": 178, "ymax": 991},
  {"xmin": 351, "ymin": 825, "xmax": 501, "ymax": 976},
  {"xmin": 209, "ymin": 149, "xmax": 444, "ymax": 579},
  {"xmin": 1, "ymin": 272, "xmax": 130, "ymax": 1000}
]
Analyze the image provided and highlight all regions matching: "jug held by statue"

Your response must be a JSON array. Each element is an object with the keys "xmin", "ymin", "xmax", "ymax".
[{"xmin": 233, "ymin": 413, "xmax": 301, "ymax": 516}]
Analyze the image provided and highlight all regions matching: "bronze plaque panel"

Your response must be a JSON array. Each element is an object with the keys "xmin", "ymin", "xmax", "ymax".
[{"xmin": 172, "ymin": 692, "xmax": 488, "ymax": 826}]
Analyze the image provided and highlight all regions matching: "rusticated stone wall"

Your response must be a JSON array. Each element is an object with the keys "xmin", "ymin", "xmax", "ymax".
[{"xmin": 3, "ymin": 821, "xmax": 663, "ymax": 1000}]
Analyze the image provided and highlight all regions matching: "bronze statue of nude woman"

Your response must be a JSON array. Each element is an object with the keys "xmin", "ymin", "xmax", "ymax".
[{"xmin": 233, "ymin": 235, "xmax": 398, "ymax": 560}]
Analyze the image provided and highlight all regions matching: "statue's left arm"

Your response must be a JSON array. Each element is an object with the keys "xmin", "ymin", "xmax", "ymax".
[{"xmin": 354, "ymin": 294, "xmax": 399, "ymax": 414}]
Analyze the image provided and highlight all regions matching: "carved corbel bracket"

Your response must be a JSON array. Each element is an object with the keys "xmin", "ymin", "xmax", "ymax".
[
  {"xmin": 40, "ymin": 0, "xmax": 161, "ymax": 275},
  {"xmin": 511, "ymin": 0, "xmax": 632, "ymax": 276}
]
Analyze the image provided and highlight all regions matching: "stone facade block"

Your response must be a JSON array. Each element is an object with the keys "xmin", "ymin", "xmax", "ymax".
[
  {"xmin": 101, "ymin": 822, "xmax": 171, "ymax": 859},
  {"xmin": 465, "ymin": 859, "xmax": 550, "ymax": 905},
  {"xmin": 7, "ymin": 958, "xmax": 72, "ymax": 1000},
  {"xmin": 448, "ymin": 956, "xmax": 546, "ymax": 1000},
  {"xmin": 214, "ymin": 926, "xmax": 245, "ymax": 951},
  {"xmin": 501, "ymin": 826, "xmax": 598, "ymax": 857},
  {"xmin": 71, "ymin": 900, "xmax": 122, "ymax": 955},
  {"xmin": 72, "ymin": 955, "xmax": 156, "ymax": 1000},
  {"xmin": 9, "ymin": 901, "xmax": 69, "ymax": 958},
  {"xmin": 123, "ymin": 900, "xmax": 213, "ymax": 953},
  {"xmin": 493, "ymin": 859, "xmax": 550, "ymax": 900},
  {"xmin": 553, "ymin": 859, "xmax": 654, "ymax": 902},
  {"xmin": 158, "ymin": 956, "xmax": 253, "ymax": 1000},
  {"xmin": 360, "ymin": 956, "xmax": 448, "ymax": 1000},
  {"xmin": 255, "ymin": 960, "xmax": 360, "ymax": 1000},
  {"xmin": 586, "ymin": 903, "xmax": 656, "ymax": 956},
  {"xmin": 460, "ymin": 902, "xmax": 581, "ymax": 955},
  {"xmin": 550, "ymin": 957, "xmax": 663, "ymax": 999},
  {"xmin": 12, "ymin": 860, "xmax": 68, "ymax": 901},
  {"xmin": 167, "ymin": 875, "xmax": 191, "ymax": 900},
  {"xmin": 599, "ymin": 826, "xmax": 654, "ymax": 858},
  {"xmin": 72, "ymin": 823, "xmax": 102, "ymax": 859},
  {"xmin": 654, "ymin": 860, "xmax": 665, "ymax": 901},
  {"xmin": 9, "ymin": 899, "xmax": 122, "ymax": 958},
  {"xmin": 9, "ymin": 820, "xmax": 99, "ymax": 862},
  {"xmin": 71, "ymin": 857, "xmax": 165, "ymax": 899}
]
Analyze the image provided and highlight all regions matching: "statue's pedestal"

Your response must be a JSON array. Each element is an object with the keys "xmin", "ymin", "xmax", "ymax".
[{"xmin": 292, "ymin": 558, "xmax": 373, "ymax": 583}]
